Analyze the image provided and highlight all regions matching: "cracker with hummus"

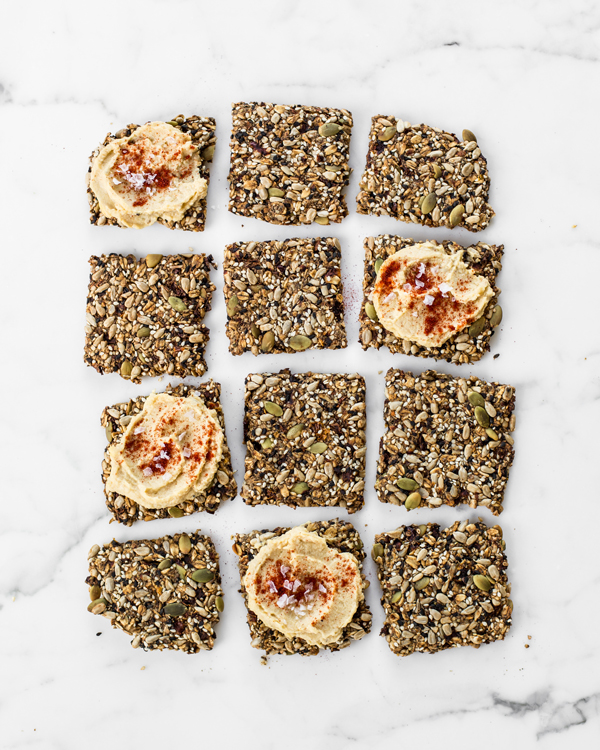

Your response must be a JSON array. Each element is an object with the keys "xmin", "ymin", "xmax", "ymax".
[
  {"xmin": 223, "ymin": 237, "xmax": 347, "ymax": 355},
  {"xmin": 376, "ymin": 369, "xmax": 516, "ymax": 515},
  {"xmin": 233, "ymin": 519, "xmax": 371, "ymax": 656},
  {"xmin": 228, "ymin": 102, "xmax": 353, "ymax": 225},
  {"xmin": 357, "ymin": 116, "xmax": 494, "ymax": 232},
  {"xmin": 242, "ymin": 370, "xmax": 366, "ymax": 513},
  {"xmin": 87, "ymin": 115, "xmax": 216, "ymax": 231},
  {"xmin": 360, "ymin": 235, "xmax": 503, "ymax": 364},
  {"xmin": 101, "ymin": 381, "xmax": 236, "ymax": 525},
  {"xmin": 84, "ymin": 253, "xmax": 215, "ymax": 383},
  {"xmin": 373, "ymin": 520, "xmax": 512, "ymax": 656},
  {"xmin": 86, "ymin": 531, "xmax": 223, "ymax": 653}
]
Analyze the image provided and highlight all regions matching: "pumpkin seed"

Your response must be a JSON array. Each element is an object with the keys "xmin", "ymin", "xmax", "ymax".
[
  {"xmin": 391, "ymin": 591, "xmax": 404, "ymax": 604},
  {"xmin": 158, "ymin": 559, "xmax": 173, "ymax": 571},
  {"xmin": 201, "ymin": 144, "xmax": 215, "ymax": 161},
  {"xmin": 374, "ymin": 258, "xmax": 384, "ymax": 274},
  {"xmin": 289, "ymin": 335, "xmax": 311, "ymax": 351},
  {"xmin": 287, "ymin": 423, "xmax": 305, "ymax": 439},
  {"xmin": 168, "ymin": 506, "xmax": 184, "ymax": 518},
  {"xmin": 449, "ymin": 204, "xmax": 465, "ymax": 228},
  {"xmin": 215, "ymin": 596, "xmax": 224, "ymax": 612},
  {"xmin": 418, "ymin": 524, "xmax": 427, "ymax": 536},
  {"xmin": 308, "ymin": 442, "xmax": 327, "ymax": 454},
  {"xmin": 226, "ymin": 295, "xmax": 239, "ymax": 317},
  {"xmin": 137, "ymin": 326, "xmax": 151, "ymax": 338},
  {"xmin": 507, "ymin": 598, "xmax": 513, "ymax": 611},
  {"xmin": 372, "ymin": 543, "xmax": 384, "ymax": 560},
  {"xmin": 415, "ymin": 577, "xmax": 430, "ymax": 591},
  {"xmin": 468, "ymin": 316, "xmax": 486, "ymax": 338},
  {"xmin": 261, "ymin": 438, "xmax": 273, "ymax": 450},
  {"xmin": 87, "ymin": 597, "xmax": 108, "ymax": 613},
  {"xmin": 397, "ymin": 477, "xmax": 419, "ymax": 491},
  {"xmin": 164, "ymin": 603, "xmax": 187, "ymax": 616},
  {"xmin": 264, "ymin": 401, "xmax": 283, "ymax": 416},
  {"xmin": 473, "ymin": 574, "xmax": 492, "ymax": 592},
  {"xmin": 319, "ymin": 122, "xmax": 340, "ymax": 137},
  {"xmin": 475, "ymin": 406, "xmax": 490, "ymax": 428},
  {"xmin": 314, "ymin": 216, "xmax": 329, "ymax": 225},
  {"xmin": 105, "ymin": 423, "xmax": 113, "ymax": 443},
  {"xmin": 365, "ymin": 302, "xmax": 378, "ymax": 321},
  {"xmin": 433, "ymin": 164, "xmax": 442, "ymax": 179},
  {"xmin": 490, "ymin": 305, "xmax": 503, "ymax": 327},
  {"xmin": 379, "ymin": 125, "xmax": 397, "ymax": 141},
  {"xmin": 421, "ymin": 192, "xmax": 437, "ymax": 215},
  {"xmin": 175, "ymin": 565, "xmax": 186, "ymax": 580},
  {"xmin": 268, "ymin": 187, "xmax": 285, "ymax": 197},
  {"xmin": 468, "ymin": 391, "xmax": 485, "ymax": 407},
  {"xmin": 261, "ymin": 330, "xmax": 275, "ymax": 352},
  {"xmin": 120, "ymin": 360, "xmax": 133, "ymax": 378},
  {"xmin": 462, "ymin": 129, "xmax": 477, "ymax": 143},
  {"xmin": 405, "ymin": 492, "xmax": 422, "ymax": 510},
  {"xmin": 89, "ymin": 585, "xmax": 101, "ymax": 601},
  {"xmin": 168, "ymin": 296, "xmax": 187, "ymax": 312},
  {"xmin": 486, "ymin": 427, "xmax": 499, "ymax": 441},
  {"xmin": 291, "ymin": 482, "xmax": 309, "ymax": 494},
  {"xmin": 145, "ymin": 254, "xmax": 163, "ymax": 268},
  {"xmin": 179, "ymin": 534, "xmax": 192, "ymax": 555},
  {"xmin": 191, "ymin": 569, "xmax": 214, "ymax": 583},
  {"xmin": 166, "ymin": 120, "xmax": 179, "ymax": 127}
]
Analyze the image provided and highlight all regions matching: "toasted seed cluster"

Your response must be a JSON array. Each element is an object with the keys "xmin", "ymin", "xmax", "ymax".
[
  {"xmin": 223, "ymin": 237, "xmax": 347, "ymax": 355},
  {"xmin": 357, "ymin": 117, "xmax": 494, "ymax": 232},
  {"xmin": 242, "ymin": 370, "xmax": 367, "ymax": 513},
  {"xmin": 101, "ymin": 382, "xmax": 237, "ymax": 525},
  {"xmin": 86, "ymin": 532, "xmax": 223, "ymax": 653},
  {"xmin": 84, "ymin": 253, "xmax": 215, "ymax": 383},
  {"xmin": 87, "ymin": 115, "xmax": 217, "ymax": 231},
  {"xmin": 373, "ymin": 521, "xmax": 512, "ymax": 656},
  {"xmin": 233, "ymin": 519, "xmax": 371, "ymax": 656},
  {"xmin": 376, "ymin": 369, "xmax": 516, "ymax": 515},
  {"xmin": 228, "ymin": 102, "xmax": 353, "ymax": 225},
  {"xmin": 359, "ymin": 235, "xmax": 503, "ymax": 364}
]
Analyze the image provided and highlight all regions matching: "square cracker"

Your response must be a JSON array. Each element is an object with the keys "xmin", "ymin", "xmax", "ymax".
[
  {"xmin": 233, "ymin": 519, "xmax": 371, "ymax": 656},
  {"xmin": 223, "ymin": 237, "xmax": 347, "ymax": 355},
  {"xmin": 242, "ymin": 370, "xmax": 367, "ymax": 513},
  {"xmin": 86, "ymin": 531, "xmax": 223, "ymax": 653},
  {"xmin": 228, "ymin": 102, "xmax": 353, "ymax": 225},
  {"xmin": 359, "ymin": 235, "xmax": 503, "ymax": 364},
  {"xmin": 101, "ymin": 381, "xmax": 237, "ymax": 525},
  {"xmin": 84, "ymin": 253, "xmax": 215, "ymax": 383},
  {"xmin": 376, "ymin": 368, "xmax": 516, "ymax": 515},
  {"xmin": 373, "ymin": 520, "xmax": 512, "ymax": 656},
  {"xmin": 356, "ymin": 116, "xmax": 494, "ymax": 232},
  {"xmin": 87, "ymin": 115, "xmax": 216, "ymax": 231}
]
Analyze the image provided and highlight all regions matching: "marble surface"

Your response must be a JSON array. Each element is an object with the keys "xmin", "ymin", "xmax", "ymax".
[{"xmin": 1, "ymin": 1, "xmax": 600, "ymax": 747}]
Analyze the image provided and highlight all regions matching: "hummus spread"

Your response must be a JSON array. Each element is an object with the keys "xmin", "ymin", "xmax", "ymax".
[
  {"xmin": 89, "ymin": 122, "xmax": 207, "ymax": 229},
  {"xmin": 106, "ymin": 392, "xmax": 223, "ymax": 509},
  {"xmin": 371, "ymin": 242, "xmax": 494, "ymax": 347},
  {"xmin": 244, "ymin": 527, "xmax": 363, "ymax": 647}
]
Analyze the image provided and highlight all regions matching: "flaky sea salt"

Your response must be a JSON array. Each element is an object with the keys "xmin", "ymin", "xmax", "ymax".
[
  {"xmin": 424, "ymin": 294, "xmax": 435, "ymax": 306},
  {"xmin": 142, "ymin": 467, "xmax": 153, "ymax": 477}
]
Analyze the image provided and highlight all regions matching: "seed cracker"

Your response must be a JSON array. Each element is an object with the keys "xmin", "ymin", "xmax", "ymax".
[
  {"xmin": 87, "ymin": 115, "xmax": 216, "ymax": 231},
  {"xmin": 86, "ymin": 531, "xmax": 223, "ymax": 653},
  {"xmin": 373, "ymin": 520, "xmax": 512, "ymax": 656},
  {"xmin": 376, "ymin": 369, "xmax": 516, "ymax": 515},
  {"xmin": 101, "ymin": 381, "xmax": 236, "ymax": 525},
  {"xmin": 242, "ymin": 370, "xmax": 367, "ymax": 513},
  {"xmin": 84, "ymin": 253, "xmax": 215, "ymax": 383},
  {"xmin": 360, "ymin": 235, "xmax": 503, "ymax": 364},
  {"xmin": 233, "ymin": 519, "xmax": 371, "ymax": 656},
  {"xmin": 356, "ymin": 116, "xmax": 494, "ymax": 232},
  {"xmin": 228, "ymin": 102, "xmax": 353, "ymax": 226},
  {"xmin": 223, "ymin": 237, "xmax": 347, "ymax": 355}
]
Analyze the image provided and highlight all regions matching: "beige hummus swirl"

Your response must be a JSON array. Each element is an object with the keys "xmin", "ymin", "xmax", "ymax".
[
  {"xmin": 371, "ymin": 242, "xmax": 494, "ymax": 347},
  {"xmin": 106, "ymin": 392, "xmax": 223, "ymax": 509},
  {"xmin": 243, "ymin": 527, "xmax": 363, "ymax": 647},
  {"xmin": 89, "ymin": 122, "xmax": 207, "ymax": 229}
]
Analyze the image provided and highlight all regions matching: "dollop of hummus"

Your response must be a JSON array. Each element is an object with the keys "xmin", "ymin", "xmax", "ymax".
[
  {"xmin": 89, "ymin": 122, "xmax": 207, "ymax": 229},
  {"xmin": 371, "ymin": 242, "xmax": 494, "ymax": 347},
  {"xmin": 106, "ymin": 392, "xmax": 223, "ymax": 509},
  {"xmin": 244, "ymin": 527, "xmax": 363, "ymax": 647}
]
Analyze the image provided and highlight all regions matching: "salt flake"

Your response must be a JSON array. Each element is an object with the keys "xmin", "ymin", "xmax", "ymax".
[
  {"xmin": 142, "ymin": 467, "xmax": 153, "ymax": 477},
  {"xmin": 424, "ymin": 295, "xmax": 435, "ymax": 306}
]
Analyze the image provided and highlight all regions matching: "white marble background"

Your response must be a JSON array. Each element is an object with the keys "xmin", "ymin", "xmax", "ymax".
[{"xmin": 1, "ymin": 1, "xmax": 599, "ymax": 748}]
